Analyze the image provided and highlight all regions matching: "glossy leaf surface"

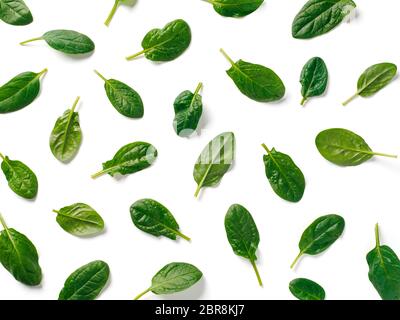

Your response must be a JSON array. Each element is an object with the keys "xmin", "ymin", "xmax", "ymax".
[
  {"xmin": 0, "ymin": 0, "xmax": 33, "ymax": 25},
  {"xmin": 205, "ymin": 0, "xmax": 264, "ymax": 18},
  {"xmin": 300, "ymin": 57, "xmax": 328, "ymax": 105},
  {"xmin": 289, "ymin": 278, "xmax": 326, "ymax": 300}
]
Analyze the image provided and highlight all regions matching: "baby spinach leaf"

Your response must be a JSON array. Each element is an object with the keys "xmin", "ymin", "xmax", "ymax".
[
  {"xmin": 193, "ymin": 132, "xmax": 235, "ymax": 197},
  {"xmin": 0, "ymin": 0, "xmax": 33, "ymax": 25},
  {"xmin": 53, "ymin": 203, "xmax": 105, "ymax": 237},
  {"xmin": 225, "ymin": 204, "xmax": 262, "ymax": 287},
  {"xmin": 316, "ymin": 128, "xmax": 397, "ymax": 166},
  {"xmin": 134, "ymin": 262, "xmax": 203, "ymax": 300},
  {"xmin": 49, "ymin": 96, "xmax": 82, "ymax": 163},
  {"xmin": 173, "ymin": 82, "xmax": 203, "ymax": 137},
  {"xmin": 261, "ymin": 144, "xmax": 305, "ymax": 203},
  {"xmin": 0, "ymin": 153, "xmax": 38, "ymax": 199},
  {"xmin": 291, "ymin": 214, "xmax": 345, "ymax": 269},
  {"xmin": 130, "ymin": 199, "xmax": 190, "ymax": 241},
  {"xmin": 126, "ymin": 19, "xmax": 191, "ymax": 61},
  {"xmin": 203, "ymin": 0, "xmax": 264, "ymax": 18},
  {"xmin": 104, "ymin": 0, "xmax": 135, "ymax": 26},
  {"xmin": 220, "ymin": 48, "xmax": 285, "ymax": 102},
  {"xmin": 289, "ymin": 278, "xmax": 326, "ymax": 300},
  {"xmin": 0, "ymin": 69, "xmax": 47, "ymax": 113},
  {"xmin": 292, "ymin": 0, "xmax": 356, "ymax": 39},
  {"xmin": 367, "ymin": 224, "xmax": 400, "ymax": 300},
  {"xmin": 342, "ymin": 63, "xmax": 397, "ymax": 105},
  {"xmin": 20, "ymin": 30, "xmax": 95, "ymax": 55},
  {"xmin": 0, "ymin": 213, "xmax": 42, "ymax": 286},
  {"xmin": 94, "ymin": 70, "xmax": 144, "ymax": 118},
  {"xmin": 59, "ymin": 260, "xmax": 110, "ymax": 300},
  {"xmin": 300, "ymin": 57, "xmax": 328, "ymax": 106},
  {"xmin": 91, "ymin": 142, "xmax": 157, "ymax": 179}
]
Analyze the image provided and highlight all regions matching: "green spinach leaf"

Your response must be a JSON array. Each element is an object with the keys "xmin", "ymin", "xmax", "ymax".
[
  {"xmin": 261, "ymin": 144, "xmax": 305, "ymax": 203},
  {"xmin": 225, "ymin": 204, "xmax": 262, "ymax": 287},
  {"xmin": 0, "ymin": 0, "xmax": 33, "ymax": 25},
  {"xmin": 126, "ymin": 19, "xmax": 191, "ymax": 61},
  {"xmin": 134, "ymin": 262, "xmax": 203, "ymax": 300},
  {"xmin": 300, "ymin": 57, "xmax": 328, "ymax": 105},
  {"xmin": 59, "ymin": 260, "xmax": 110, "ymax": 300},
  {"xmin": 289, "ymin": 278, "xmax": 325, "ymax": 300},
  {"xmin": 104, "ymin": 0, "xmax": 135, "ymax": 26},
  {"xmin": 292, "ymin": 0, "xmax": 356, "ymax": 39},
  {"xmin": 193, "ymin": 132, "xmax": 235, "ymax": 197},
  {"xmin": 291, "ymin": 214, "xmax": 345, "ymax": 269},
  {"xmin": 204, "ymin": 0, "xmax": 264, "ymax": 18},
  {"xmin": 316, "ymin": 128, "xmax": 397, "ymax": 166}
]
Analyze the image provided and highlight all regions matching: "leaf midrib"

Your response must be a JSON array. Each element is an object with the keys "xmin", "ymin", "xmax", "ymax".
[
  {"xmin": 0, "ymin": 72, "xmax": 39, "ymax": 105},
  {"xmin": 358, "ymin": 68, "xmax": 394, "ymax": 94},
  {"xmin": 66, "ymin": 266, "xmax": 106, "ymax": 299}
]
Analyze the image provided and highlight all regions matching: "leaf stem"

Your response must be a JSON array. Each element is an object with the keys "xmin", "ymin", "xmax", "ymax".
[
  {"xmin": 52, "ymin": 209, "xmax": 60, "ymax": 214},
  {"xmin": 91, "ymin": 167, "xmax": 114, "ymax": 179},
  {"xmin": 0, "ymin": 213, "xmax": 8, "ymax": 230},
  {"xmin": 133, "ymin": 288, "xmax": 151, "ymax": 300},
  {"xmin": 194, "ymin": 184, "xmax": 202, "ymax": 198},
  {"xmin": 94, "ymin": 70, "xmax": 108, "ymax": 82},
  {"xmin": 290, "ymin": 251, "xmax": 303, "ymax": 269},
  {"xmin": 104, "ymin": 0, "xmax": 120, "ymax": 26},
  {"xmin": 250, "ymin": 259, "xmax": 263, "ymax": 287},
  {"xmin": 261, "ymin": 143, "xmax": 271, "ymax": 154},
  {"xmin": 219, "ymin": 48, "xmax": 235, "ymax": 66},
  {"xmin": 300, "ymin": 97, "xmax": 307, "ymax": 106},
  {"xmin": 71, "ymin": 96, "xmax": 80, "ymax": 113},
  {"xmin": 20, "ymin": 37, "xmax": 43, "ymax": 45},
  {"xmin": 342, "ymin": 93, "xmax": 359, "ymax": 106},
  {"xmin": 370, "ymin": 151, "xmax": 397, "ymax": 159},
  {"xmin": 126, "ymin": 48, "xmax": 150, "ymax": 61},
  {"xmin": 38, "ymin": 68, "xmax": 48, "ymax": 78},
  {"xmin": 174, "ymin": 230, "xmax": 191, "ymax": 242},
  {"xmin": 194, "ymin": 82, "xmax": 203, "ymax": 95},
  {"xmin": 0, "ymin": 152, "xmax": 4, "ymax": 160},
  {"xmin": 375, "ymin": 223, "xmax": 380, "ymax": 248}
]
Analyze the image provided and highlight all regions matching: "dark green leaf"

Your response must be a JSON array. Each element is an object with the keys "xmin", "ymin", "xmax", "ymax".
[
  {"xmin": 91, "ymin": 142, "xmax": 157, "ymax": 179},
  {"xmin": 134, "ymin": 262, "xmax": 203, "ymax": 299},
  {"xmin": 59, "ymin": 260, "xmax": 110, "ymax": 300},
  {"xmin": 291, "ymin": 214, "xmax": 345, "ymax": 269},
  {"xmin": 292, "ymin": 0, "xmax": 356, "ymax": 39},
  {"xmin": 193, "ymin": 132, "xmax": 235, "ymax": 197},
  {"xmin": 95, "ymin": 70, "xmax": 144, "ymax": 118},
  {"xmin": 0, "ymin": 214, "xmax": 42, "ymax": 286},
  {"xmin": 220, "ymin": 49, "xmax": 285, "ymax": 102},
  {"xmin": 261, "ymin": 144, "xmax": 305, "ymax": 202},
  {"xmin": 53, "ymin": 203, "xmax": 105, "ymax": 237},
  {"xmin": 225, "ymin": 204, "xmax": 262, "ymax": 286},
  {"xmin": 204, "ymin": 0, "xmax": 264, "ymax": 18},
  {"xmin": 367, "ymin": 224, "xmax": 400, "ymax": 300},
  {"xmin": 0, "ymin": 69, "xmax": 47, "ymax": 113},
  {"xmin": 0, "ymin": 153, "xmax": 38, "ymax": 199},
  {"xmin": 130, "ymin": 199, "xmax": 190, "ymax": 241},
  {"xmin": 126, "ymin": 19, "xmax": 191, "ymax": 61},
  {"xmin": 0, "ymin": 0, "xmax": 33, "ymax": 25},
  {"xmin": 289, "ymin": 278, "xmax": 326, "ymax": 300},
  {"xmin": 342, "ymin": 63, "xmax": 397, "ymax": 105},
  {"xmin": 104, "ymin": 0, "xmax": 136, "ymax": 26},
  {"xmin": 300, "ymin": 57, "xmax": 328, "ymax": 105},
  {"xmin": 315, "ymin": 128, "xmax": 397, "ymax": 166},
  {"xmin": 49, "ymin": 96, "xmax": 82, "ymax": 163},
  {"xmin": 173, "ymin": 82, "xmax": 203, "ymax": 137}
]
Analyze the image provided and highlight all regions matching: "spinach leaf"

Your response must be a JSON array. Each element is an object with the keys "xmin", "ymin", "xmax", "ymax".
[
  {"xmin": 94, "ymin": 70, "xmax": 144, "ymax": 118},
  {"xmin": 204, "ymin": 0, "xmax": 264, "ymax": 18},
  {"xmin": 292, "ymin": 0, "xmax": 356, "ymax": 39},
  {"xmin": 0, "ymin": 153, "xmax": 38, "ymax": 199},
  {"xmin": 59, "ymin": 260, "xmax": 110, "ymax": 300},
  {"xmin": 53, "ymin": 203, "xmax": 105, "ymax": 237},
  {"xmin": 342, "ymin": 63, "xmax": 397, "ymax": 105},
  {"xmin": 291, "ymin": 214, "xmax": 345, "ymax": 269},
  {"xmin": 126, "ymin": 19, "xmax": 191, "ymax": 61},
  {"xmin": 173, "ymin": 82, "xmax": 203, "ymax": 137},
  {"xmin": 20, "ymin": 30, "xmax": 95, "ymax": 55},
  {"xmin": 0, "ymin": 0, "xmax": 33, "ymax": 25},
  {"xmin": 91, "ymin": 141, "xmax": 157, "ymax": 179},
  {"xmin": 300, "ymin": 57, "xmax": 328, "ymax": 106},
  {"xmin": 0, "ymin": 69, "xmax": 47, "ymax": 113},
  {"xmin": 289, "ymin": 278, "xmax": 325, "ymax": 300},
  {"xmin": 220, "ymin": 48, "xmax": 285, "ymax": 102},
  {"xmin": 130, "ymin": 199, "xmax": 190, "ymax": 241},
  {"xmin": 261, "ymin": 144, "xmax": 305, "ymax": 203},
  {"xmin": 134, "ymin": 262, "xmax": 203, "ymax": 300},
  {"xmin": 367, "ymin": 224, "xmax": 400, "ymax": 300},
  {"xmin": 0, "ymin": 213, "xmax": 42, "ymax": 286},
  {"xmin": 49, "ymin": 96, "xmax": 82, "ymax": 163},
  {"xmin": 104, "ymin": 0, "xmax": 135, "ymax": 26},
  {"xmin": 225, "ymin": 204, "xmax": 262, "ymax": 286},
  {"xmin": 193, "ymin": 132, "xmax": 235, "ymax": 197},
  {"xmin": 316, "ymin": 128, "xmax": 397, "ymax": 166}
]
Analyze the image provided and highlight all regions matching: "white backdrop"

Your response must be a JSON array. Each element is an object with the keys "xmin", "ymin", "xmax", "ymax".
[{"xmin": 0, "ymin": 0, "xmax": 399, "ymax": 300}]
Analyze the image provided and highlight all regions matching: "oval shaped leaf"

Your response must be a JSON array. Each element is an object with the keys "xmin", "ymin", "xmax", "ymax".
[
  {"xmin": 126, "ymin": 19, "xmax": 191, "ymax": 61},
  {"xmin": 225, "ymin": 204, "xmax": 262, "ymax": 286},
  {"xmin": 300, "ymin": 57, "xmax": 328, "ymax": 105},
  {"xmin": 59, "ymin": 260, "xmax": 110, "ymax": 300},
  {"xmin": 173, "ymin": 82, "xmax": 203, "ymax": 137},
  {"xmin": 0, "ymin": 0, "xmax": 33, "ymax": 25},
  {"xmin": 316, "ymin": 128, "xmax": 397, "ymax": 166},
  {"xmin": 289, "ymin": 278, "xmax": 326, "ymax": 300},
  {"xmin": 53, "ymin": 203, "xmax": 105, "ymax": 237},
  {"xmin": 130, "ymin": 199, "xmax": 190, "ymax": 241},
  {"xmin": 193, "ymin": 132, "xmax": 235, "ymax": 197},
  {"xmin": 204, "ymin": 0, "xmax": 264, "ymax": 18},
  {"xmin": 91, "ymin": 141, "xmax": 158, "ymax": 179},
  {"xmin": 0, "ymin": 69, "xmax": 47, "ymax": 113},
  {"xmin": 292, "ymin": 0, "xmax": 356, "ymax": 39},
  {"xmin": 261, "ymin": 144, "xmax": 305, "ymax": 203}
]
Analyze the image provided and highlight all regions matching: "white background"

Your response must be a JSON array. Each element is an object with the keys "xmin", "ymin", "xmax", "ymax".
[{"xmin": 0, "ymin": 0, "xmax": 399, "ymax": 300}]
